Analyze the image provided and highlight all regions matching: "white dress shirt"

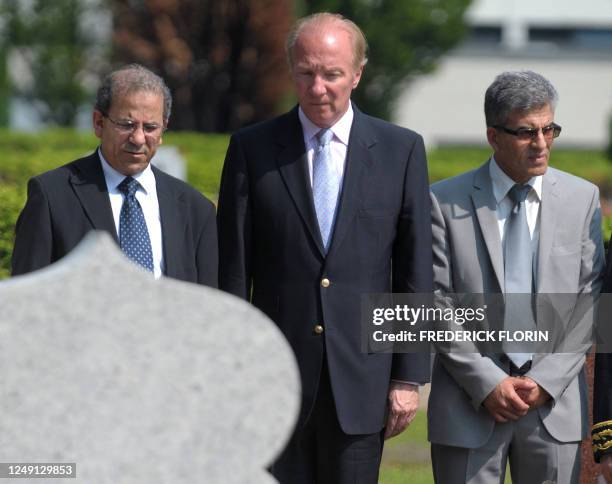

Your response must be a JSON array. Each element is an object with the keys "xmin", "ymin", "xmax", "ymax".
[
  {"xmin": 99, "ymin": 149, "xmax": 164, "ymax": 278},
  {"xmin": 298, "ymin": 105, "xmax": 353, "ymax": 188},
  {"xmin": 489, "ymin": 156, "xmax": 542, "ymax": 284}
]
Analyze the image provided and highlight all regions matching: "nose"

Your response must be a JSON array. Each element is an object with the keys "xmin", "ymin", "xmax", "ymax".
[
  {"xmin": 310, "ymin": 75, "xmax": 326, "ymax": 96},
  {"xmin": 129, "ymin": 124, "xmax": 146, "ymax": 145},
  {"xmin": 531, "ymin": 129, "xmax": 548, "ymax": 148}
]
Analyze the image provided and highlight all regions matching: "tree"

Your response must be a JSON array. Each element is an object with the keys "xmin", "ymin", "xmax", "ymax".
[
  {"xmin": 0, "ymin": 2, "xmax": 13, "ymax": 127},
  {"xmin": 0, "ymin": 46, "xmax": 8, "ymax": 127},
  {"xmin": 110, "ymin": 0, "xmax": 294, "ymax": 132},
  {"xmin": 1, "ymin": 0, "xmax": 107, "ymax": 126},
  {"xmin": 302, "ymin": 0, "xmax": 472, "ymax": 120}
]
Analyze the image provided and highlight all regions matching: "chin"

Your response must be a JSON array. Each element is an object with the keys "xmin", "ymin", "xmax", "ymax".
[
  {"xmin": 120, "ymin": 161, "xmax": 149, "ymax": 176},
  {"xmin": 528, "ymin": 167, "xmax": 548, "ymax": 178}
]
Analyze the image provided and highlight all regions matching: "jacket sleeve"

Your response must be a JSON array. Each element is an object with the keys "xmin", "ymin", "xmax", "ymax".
[
  {"xmin": 431, "ymin": 189, "xmax": 508, "ymax": 408},
  {"xmin": 11, "ymin": 177, "xmax": 54, "ymax": 276},
  {"xmin": 216, "ymin": 134, "xmax": 252, "ymax": 300},
  {"xmin": 390, "ymin": 133, "xmax": 433, "ymax": 383},
  {"xmin": 527, "ymin": 185, "xmax": 604, "ymax": 401},
  {"xmin": 195, "ymin": 198, "xmax": 219, "ymax": 288}
]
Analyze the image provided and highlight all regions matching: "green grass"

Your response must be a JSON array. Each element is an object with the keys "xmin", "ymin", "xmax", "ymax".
[
  {"xmin": 379, "ymin": 410, "xmax": 433, "ymax": 484},
  {"xmin": 380, "ymin": 463, "xmax": 433, "ymax": 484},
  {"xmin": 165, "ymin": 132, "xmax": 229, "ymax": 200}
]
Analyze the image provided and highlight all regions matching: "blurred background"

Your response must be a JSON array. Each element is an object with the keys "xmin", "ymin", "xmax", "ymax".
[
  {"xmin": 0, "ymin": 0, "xmax": 474, "ymax": 131},
  {"xmin": 1, "ymin": 1, "xmax": 611, "ymax": 481},
  {"xmin": 1, "ymin": 0, "xmax": 611, "ymax": 144}
]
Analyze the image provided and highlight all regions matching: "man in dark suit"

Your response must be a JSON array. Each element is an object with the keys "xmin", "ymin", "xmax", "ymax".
[
  {"xmin": 12, "ymin": 64, "xmax": 217, "ymax": 286},
  {"xmin": 593, "ymin": 349, "xmax": 612, "ymax": 482},
  {"xmin": 217, "ymin": 13, "xmax": 432, "ymax": 483},
  {"xmin": 593, "ymin": 270, "xmax": 612, "ymax": 482}
]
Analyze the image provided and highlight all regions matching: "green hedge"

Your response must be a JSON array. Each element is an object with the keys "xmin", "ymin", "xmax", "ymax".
[
  {"xmin": 428, "ymin": 146, "xmax": 612, "ymax": 192},
  {"xmin": 0, "ymin": 129, "xmax": 230, "ymax": 279},
  {"xmin": 1, "ymin": 129, "xmax": 611, "ymax": 279}
]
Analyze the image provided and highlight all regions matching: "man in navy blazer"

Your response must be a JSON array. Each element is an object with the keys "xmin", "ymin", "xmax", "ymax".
[
  {"xmin": 217, "ymin": 13, "xmax": 432, "ymax": 483},
  {"xmin": 12, "ymin": 64, "xmax": 217, "ymax": 286}
]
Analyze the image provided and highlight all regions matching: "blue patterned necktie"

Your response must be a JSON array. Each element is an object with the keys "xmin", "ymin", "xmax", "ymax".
[
  {"xmin": 503, "ymin": 183, "xmax": 536, "ymax": 367},
  {"xmin": 312, "ymin": 128, "xmax": 340, "ymax": 252},
  {"xmin": 117, "ymin": 176, "xmax": 154, "ymax": 272}
]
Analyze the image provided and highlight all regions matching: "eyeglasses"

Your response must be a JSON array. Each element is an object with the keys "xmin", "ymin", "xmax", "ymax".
[
  {"xmin": 103, "ymin": 114, "xmax": 165, "ymax": 136},
  {"xmin": 492, "ymin": 123, "xmax": 562, "ymax": 141}
]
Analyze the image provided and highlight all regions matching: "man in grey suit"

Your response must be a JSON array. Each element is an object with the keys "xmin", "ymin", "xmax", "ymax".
[{"xmin": 429, "ymin": 71, "xmax": 604, "ymax": 483}]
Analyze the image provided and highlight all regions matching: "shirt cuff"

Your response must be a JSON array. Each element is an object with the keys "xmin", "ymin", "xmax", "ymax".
[{"xmin": 391, "ymin": 379, "xmax": 424, "ymax": 386}]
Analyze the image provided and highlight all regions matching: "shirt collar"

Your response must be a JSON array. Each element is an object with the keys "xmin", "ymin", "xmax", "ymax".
[
  {"xmin": 298, "ymin": 104, "xmax": 354, "ymax": 146},
  {"xmin": 489, "ymin": 155, "xmax": 542, "ymax": 205},
  {"xmin": 98, "ymin": 147, "xmax": 156, "ymax": 195}
]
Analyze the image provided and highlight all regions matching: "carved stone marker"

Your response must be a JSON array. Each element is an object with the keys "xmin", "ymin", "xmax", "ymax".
[
  {"xmin": 0, "ymin": 232, "xmax": 300, "ymax": 483},
  {"xmin": 152, "ymin": 146, "xmax": 187, "ymax": 181}
]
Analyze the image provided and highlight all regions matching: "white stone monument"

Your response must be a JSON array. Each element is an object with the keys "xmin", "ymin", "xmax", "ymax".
[{"xmin": 0, "ymin": 232, "xmax": 300, "ymax": 483}]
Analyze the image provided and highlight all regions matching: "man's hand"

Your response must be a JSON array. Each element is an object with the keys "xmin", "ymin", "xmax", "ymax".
[
  {"xmin": 600, "ymin": 454, "xmax": 612, "ymax": 483},
  {"xmin": 384, "ymin": 382, "xmax": 419, "ymax": 440},
  {"xmin": 514, "ymin": 377, "xmax": 551, "ymax": 409},
  {"xmin": 483, "ymin": 377, "xmax": 536, "ymax": 422}
]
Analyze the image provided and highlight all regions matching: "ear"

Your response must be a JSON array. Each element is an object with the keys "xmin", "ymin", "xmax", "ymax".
[
  {"xmin": 159, "ymin": 121, "xmax": 167, "ymax": 146},
  {"xmin": 93, "ymin": 110, "xmax": 104, "ymax": 139},
  {"xmin": 486, "ymin": 126, "xmax": 499, "ymax": 151},
  {"xmin": 352, "ymin": 64, "xmax": 364, "ymax": 90}
]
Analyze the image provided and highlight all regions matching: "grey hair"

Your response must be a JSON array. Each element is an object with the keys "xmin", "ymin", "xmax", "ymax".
[
  {"xmin": 484, "ymin": 70, "xmax": 558, "ymax": 127},
  {"xmin": 95, "ymin": 64, "xmax": 172, "ymax": 122},
  {"xmin": 285, "ymin": 12, "xmax": 368, "ymax": 71}
]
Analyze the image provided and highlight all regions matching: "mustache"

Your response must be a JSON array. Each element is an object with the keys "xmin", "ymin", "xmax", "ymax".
[{"xmin": 122, "ymin": 142, "xmax": 146, "ymax": 154}]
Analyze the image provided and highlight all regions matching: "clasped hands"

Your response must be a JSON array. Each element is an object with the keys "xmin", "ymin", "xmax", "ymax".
[{"xmin": 483, "ymin": 376, "xmax": 551, "ymax": 423}]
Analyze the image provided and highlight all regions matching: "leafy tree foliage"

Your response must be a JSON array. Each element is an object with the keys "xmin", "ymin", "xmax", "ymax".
[
  {"xmin": 110, "ymin": 0, "xmax": 294, "ymax": 132},
  {"xmin": 302, "ymin": 0, "xmax": 472, "ymax": 120},
  {"xmin": 1, "ymin": 0, "xmax": 106, "ymax": 126},
  {"xmin": 0, "ymin": 46, "xmax": 8, "ymax": 127}
]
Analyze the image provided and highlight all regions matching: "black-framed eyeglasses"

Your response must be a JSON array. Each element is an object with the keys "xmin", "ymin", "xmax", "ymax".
[
  {"xmin": 492, "ymin": 123, "xmax": 562, "ymax": 141},
  {"xmin": 103, "ymin": 113, "xmax": 165, "ymax": 136}
]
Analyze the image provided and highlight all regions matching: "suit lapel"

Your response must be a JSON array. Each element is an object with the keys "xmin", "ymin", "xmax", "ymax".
[
  {"xmin": 69, "ymin": 152, "xmax": 118, "ymax": 243},
  {"xmin": 154, "ymin": 168, "xmax": 186, "ymax": 279},
  {"xmin": 471, "ymin": 161, "xmax": 504, "ymax": 291},
  {"xmin": 276, "ymin": 108, "xmax": 326, "ymax": 257},
  {"xmin": 326, "ymin": 108, "xmax": 373, "ymax": 257},
  {"xmin": 536, "ymin": 171, "xmax": 558, "ymax": 291}
]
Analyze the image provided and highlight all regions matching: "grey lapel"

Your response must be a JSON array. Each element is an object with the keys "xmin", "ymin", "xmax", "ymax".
[
  {"xmin": 471, "ymin": 160, "xmax": 504, "ymax": 291},
  {"xmin": 536, "ymin": 170, "xmax": 559, "ymax": 291},
  {"xmin": 69, "ymin": 152, "xmax": 118, "ymax": 243}
]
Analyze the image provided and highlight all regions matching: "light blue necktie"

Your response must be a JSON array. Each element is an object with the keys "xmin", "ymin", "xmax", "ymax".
[
  {"xmin": 312, "ymin": 128, "xmax": 340, "ymax": 252},
  {"xmin": 503, "ymin": 183, "xmax": 536, "ymax": 367},
  {"xmin": 117, "ymin": 176, "xmax": 154, "ymax": 272}
]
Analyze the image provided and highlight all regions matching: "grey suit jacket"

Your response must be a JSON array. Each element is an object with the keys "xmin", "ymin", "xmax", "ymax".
[{"xmin": 428, "ymin": 160, "xmax": 604, "ymax": 448}]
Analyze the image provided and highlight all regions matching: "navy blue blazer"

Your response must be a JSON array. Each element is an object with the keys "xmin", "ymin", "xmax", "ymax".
[{"xmin": 217, "ymin": 105, "xmax": 433, "ymax": 434}]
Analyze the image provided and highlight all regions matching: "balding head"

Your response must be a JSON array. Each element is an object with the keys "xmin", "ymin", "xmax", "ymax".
[{"xmin": 286, "ymin": 13, "xmax": 368, "ymax": 72}]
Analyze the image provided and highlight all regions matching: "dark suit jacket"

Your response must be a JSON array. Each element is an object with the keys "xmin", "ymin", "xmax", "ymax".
[
  {"xmin": 593, "ymin": 350, "xmax": 612, "ymax": 462},
  {"xmin": 593, "ymin": 245, "xmax": 612, "ymax": 462},
  {"xmin": 217, "ymin": 105, "xmax": 433, "ymax": 434},
  {"xmin": 11, "ymin": 151, "xmax": 218, "ymax": 287}
]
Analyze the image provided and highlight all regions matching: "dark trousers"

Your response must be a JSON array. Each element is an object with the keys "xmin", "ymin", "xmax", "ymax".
[{"xmin": 270, "ymin": 358, "xmax": 384, "ymax": 484}]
